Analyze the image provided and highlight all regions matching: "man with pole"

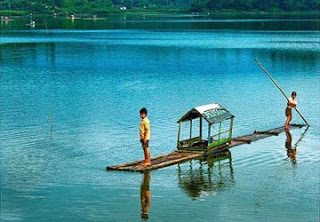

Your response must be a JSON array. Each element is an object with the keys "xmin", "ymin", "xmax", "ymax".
[
  {"xmin": 255, "ymin": 59, "xmax": 310, "ymax": 128},
  {"xmin": 285, "ymin": 91, "xmax": 297, "ymax": 129}
]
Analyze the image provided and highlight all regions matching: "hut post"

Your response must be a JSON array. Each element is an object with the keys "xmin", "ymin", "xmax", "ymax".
[
  {"xmin": 229, "ymin": 117, "xmax": 234, "ymax": 143},
  {"xmin": 177, "ymin": 122, "xmax": 181, "ymax": 146},
  {"xmin": 200, "ymin": 117, "xmax": 202, "ymax": 140},
  {"xmin": 207, "ymin": 124, "xmax": 211, "ymax": 149},
  {"xmin": 190, "ymin": 119, "xmax": 192, "ymax": 139},
  {"xmin": 218, "ymin": 121, "xmax": 222, "ymax": 141}
]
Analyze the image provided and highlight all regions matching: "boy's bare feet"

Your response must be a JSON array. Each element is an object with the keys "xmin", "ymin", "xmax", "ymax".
[{"xmin": 141, "ymin": 161, "xmax": 151, "ymax": 166}]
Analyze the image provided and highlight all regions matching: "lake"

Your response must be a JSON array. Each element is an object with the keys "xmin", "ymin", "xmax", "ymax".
[{"xmin": 1, "ymin": 15, "xmax": 319, "ymax": 221}]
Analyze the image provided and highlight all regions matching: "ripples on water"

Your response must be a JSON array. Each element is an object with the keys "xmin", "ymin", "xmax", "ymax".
[
  {"xmin": 2, "ymin": 30, "xmax": 320, "ymax": 53},
  {"xmin": 1, "ymin": 17, "xmax": 319, "ymax": 221}
]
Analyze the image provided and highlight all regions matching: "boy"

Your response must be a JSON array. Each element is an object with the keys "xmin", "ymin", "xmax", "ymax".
[
  {"xmin": 140, "ymin": 108, "xmax": 151, "ymax": 166},
  {"xmin": 285, "ymin": 91, "xmax": 297, "ymax": 129}
]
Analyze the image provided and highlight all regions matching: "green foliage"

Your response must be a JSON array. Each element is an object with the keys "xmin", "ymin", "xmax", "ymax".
[
  {"xmin": 0, "ymin": 0, "xmax": 319, "ymax": 15},
  {"xmin": 190, "ymin": 0, "xmax": 319, "ymax": 12},
  {"xmin": 0, "ymin": 9, "xmax": 25, "ymax": 16}
]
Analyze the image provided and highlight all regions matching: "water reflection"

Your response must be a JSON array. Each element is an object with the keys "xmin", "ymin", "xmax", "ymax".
[
  {"xmin": 177, "ymin": 149, "xmax": 234, "ymax": 199},
  {"xmin": 285, "ymin": 127, "xmax": 309, "ymax": 163},
  {"xmin": 294, "ymin": 126, "xmax": 309, "ymax": 148},
  {"xmin": 285, "ymin": 130, "xmax": 296, "ymax": 163},
  {"xmin": 138, "ymin": 151, "xmax": 234, "ymax": 219},
  {"xmin": 140, "ymin": 171, "xmax": 151, "ymax": 220}
]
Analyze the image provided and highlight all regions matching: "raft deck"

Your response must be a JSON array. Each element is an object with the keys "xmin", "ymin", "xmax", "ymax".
[{"xmin": 107, "ymin": 124, "xmax": 305, "ymax": 172}]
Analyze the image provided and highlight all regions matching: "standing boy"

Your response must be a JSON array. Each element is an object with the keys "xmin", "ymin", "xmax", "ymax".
[
  {"xmin": 140, "ymin": 108, "xmax": 151, "ymax": 166},
  {"xmin": 285, "ymin": 91, "xmax": 297, "ymax": 129}
]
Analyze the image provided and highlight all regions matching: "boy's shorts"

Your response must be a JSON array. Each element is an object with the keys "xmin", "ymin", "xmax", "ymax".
[
  {"xmin": 140, "ymin": 139, "xmax": 149, "ymax": 149},
  {"xmin": 285, "ymin": 107, "xmax": 292, "ymax": 117}
]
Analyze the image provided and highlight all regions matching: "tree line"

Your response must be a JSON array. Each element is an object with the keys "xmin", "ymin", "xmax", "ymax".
[
  {"xmin": 191, "ymin": 0, "xmax": 320, "ymax": 12},
  {"xmin": 0, "ymin": 0, "xmax": 319, "ymax": 15}
]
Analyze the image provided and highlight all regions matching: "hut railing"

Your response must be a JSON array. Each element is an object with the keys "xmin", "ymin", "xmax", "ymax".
[{"xmin": 178, "ymin": 136, "xmax": 202, "ymax": 146}]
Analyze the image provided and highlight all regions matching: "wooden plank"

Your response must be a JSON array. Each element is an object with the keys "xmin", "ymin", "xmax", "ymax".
[
  {"xmin": 254, "ymin": 130, "xmax": 279, "ymax": 136},
  {"xmin": 289, "ymin": 124, "xmax": 305, "ymax": 128},
  {"xmin": 107, "ymin": 151, "xmax": 204, "ymax": 172},
  {"xmin": 106, "ymin": 152, "xmax": 177, "ymax": 170},
  {"xmin": 106, "ymin": 124, "xmax": 306, "ymax": 172},
  {"xmin": 132, "ymin": 152, "xmax": 203, "ymax": 172},
  {"xmin": 232, "ymin": 138, "xmax": 251, "ymax": 144}
]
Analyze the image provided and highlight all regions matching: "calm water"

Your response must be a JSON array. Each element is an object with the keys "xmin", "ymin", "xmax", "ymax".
[{"xmin": 1, "ymin": 16, "xmax": 319, "ymax": 221}]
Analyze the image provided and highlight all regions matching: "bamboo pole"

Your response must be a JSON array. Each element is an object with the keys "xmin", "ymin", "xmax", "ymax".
[{"xmin": 255, "ymin": 59, "xmax": 310, "ymax": 127}]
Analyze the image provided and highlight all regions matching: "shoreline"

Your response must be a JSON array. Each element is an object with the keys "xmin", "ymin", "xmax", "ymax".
[{"xmin": 1, "ymin": 9, "xmax": 319, "ymax": 19}]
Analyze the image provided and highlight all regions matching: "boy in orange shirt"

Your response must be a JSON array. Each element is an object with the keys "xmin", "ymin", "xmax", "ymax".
[{"xmin": 140, "ymin": 108, "xmax": 151, "ymax": 166}]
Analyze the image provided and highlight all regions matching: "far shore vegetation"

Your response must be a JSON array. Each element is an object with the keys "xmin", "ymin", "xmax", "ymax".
[{"xmin": 1, "ymin": 0, "xmax": 319, "ymax": 17}]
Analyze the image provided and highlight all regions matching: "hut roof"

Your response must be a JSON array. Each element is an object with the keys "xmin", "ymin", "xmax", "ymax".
[{"xmin": 177, "ymin": 103, "xmax": 234, "ymax": 124}]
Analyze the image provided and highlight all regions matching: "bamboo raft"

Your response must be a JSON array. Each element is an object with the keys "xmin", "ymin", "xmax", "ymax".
[{"xmin": 107, "ymin": 124, "xmax": 305, "ymax": 172}]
